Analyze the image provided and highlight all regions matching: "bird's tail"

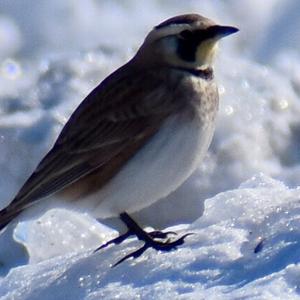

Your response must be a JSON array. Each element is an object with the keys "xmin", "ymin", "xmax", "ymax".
[{"xmin": 0, "ymin": 205, "xmax": 23, "ymax": 232}]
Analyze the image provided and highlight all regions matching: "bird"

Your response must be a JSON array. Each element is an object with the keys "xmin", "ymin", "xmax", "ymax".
[{"xmin": 0, "ymin": 14, "xmax": 238, "ymax": 266}]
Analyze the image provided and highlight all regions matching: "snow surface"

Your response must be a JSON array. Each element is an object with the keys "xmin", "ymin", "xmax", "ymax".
[{"xmin": 1, "ymin": 1, "xmax": 300, "ymax": 299}]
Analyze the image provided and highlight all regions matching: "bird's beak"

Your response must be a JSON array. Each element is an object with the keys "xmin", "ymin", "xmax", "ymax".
[
  {"xmin": 193, "ymin": 24, "xmax": 238, "ymax": 67},
  {"xmin": 208, "ymin": 25, "xmax": 239, "ymax": 39}
]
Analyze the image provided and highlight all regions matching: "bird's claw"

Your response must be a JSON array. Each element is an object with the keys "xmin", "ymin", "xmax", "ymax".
[{"xmin": 112, "ymin": 244, "xmax": 148, "ymax": 267}]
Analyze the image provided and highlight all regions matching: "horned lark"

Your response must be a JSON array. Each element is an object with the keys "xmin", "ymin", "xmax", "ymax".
[{"xmin": 0, "ymin": 14, "xmax": 238, "ymax": 265}]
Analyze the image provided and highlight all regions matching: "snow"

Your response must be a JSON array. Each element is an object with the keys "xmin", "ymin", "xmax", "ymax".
[{"xmin": 1, "ymin": 1, "xmax": 300, "ymax": 299}]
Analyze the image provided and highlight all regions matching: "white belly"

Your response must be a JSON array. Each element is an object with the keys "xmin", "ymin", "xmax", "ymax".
[{"xmin": 78, "ymin": 113, "xmax": 215, "ymax": 219}]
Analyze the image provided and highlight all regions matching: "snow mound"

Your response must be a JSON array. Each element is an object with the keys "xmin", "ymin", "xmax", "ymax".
[{"xmin": 0, "ymin": 175, "xmax": 300, "ymax": 299}]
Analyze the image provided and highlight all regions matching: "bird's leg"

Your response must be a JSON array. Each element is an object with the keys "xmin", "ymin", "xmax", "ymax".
[
  {"xmin": 94, "ymin": 214, "xmax": 177, "ymax": 252},
  {"xmin": 111, "ymin": 212, "xmax": 193, "ymax": 267},
  {"xmin": 120, "ymin": 213, "xmax": 177, "ymax": 241},
  {"xmin": 119, "ymin": 212, "xmax": 177, "ymax": 242}
]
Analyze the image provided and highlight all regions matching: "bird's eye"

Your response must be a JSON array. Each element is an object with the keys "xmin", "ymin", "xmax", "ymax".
[{"xmin": 179, "ymin": 30, "xmax": 193, "ymax": 40}]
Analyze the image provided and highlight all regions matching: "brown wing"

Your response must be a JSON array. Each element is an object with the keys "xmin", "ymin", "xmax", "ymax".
[{"xmin": 5, "ymin": 63, "xmax": 183, "ymax": 214}]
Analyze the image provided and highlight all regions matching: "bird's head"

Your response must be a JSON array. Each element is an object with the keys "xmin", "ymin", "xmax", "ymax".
[{"xmin": 135, "ymin": 14, "xmax": 238, "ymax": 70}]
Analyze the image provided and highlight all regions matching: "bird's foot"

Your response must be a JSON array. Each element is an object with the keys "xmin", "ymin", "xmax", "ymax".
[
  {"xmin": 94, "ymin": 229, "xmax": 176, "ymax": 252},
  {"xmin": 113, "ymin": 231, "xmax": 193, "ymax": 267},
  {"xmin": 94, "ymin": 212, "xmax": 193, "ymax": 267}
]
